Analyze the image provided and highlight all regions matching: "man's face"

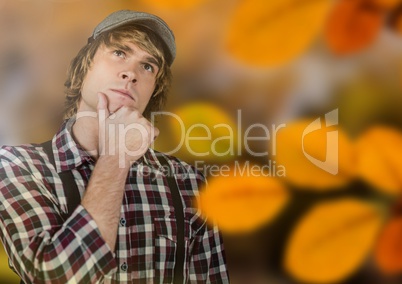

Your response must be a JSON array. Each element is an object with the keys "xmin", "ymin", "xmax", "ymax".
[{"xmin": 78, "ymin": 40, "xmax": 160, "ymax": 115}]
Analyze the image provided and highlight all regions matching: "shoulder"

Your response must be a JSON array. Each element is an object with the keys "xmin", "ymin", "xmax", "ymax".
[{"xmin": 0, "ymin": 143, "xmax": 48, "ymax": 174}]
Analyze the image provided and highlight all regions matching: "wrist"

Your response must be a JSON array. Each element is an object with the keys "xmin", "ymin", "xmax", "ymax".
[{"xmin": 96, "ymin": 155, "xmax": 131, "ymax": 176}]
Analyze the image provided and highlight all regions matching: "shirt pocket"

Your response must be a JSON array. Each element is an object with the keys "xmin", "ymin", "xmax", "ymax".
[{"xmin": 154, "ymin": 217, "xmax": 176, "ymax": 283}]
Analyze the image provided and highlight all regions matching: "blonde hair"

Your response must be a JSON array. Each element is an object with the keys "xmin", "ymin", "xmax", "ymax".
[{"xmin": 64, "ymin": 23, "xmax": 172, "ymax": 119}]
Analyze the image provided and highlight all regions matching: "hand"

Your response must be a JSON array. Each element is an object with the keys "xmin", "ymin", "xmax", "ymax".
[{"xmin": 97, "ymin": 93, "xmax": 159, "ymax": 168}]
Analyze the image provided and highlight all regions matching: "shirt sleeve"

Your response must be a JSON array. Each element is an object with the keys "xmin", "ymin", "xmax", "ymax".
[
  {"xmin": 188, "ymin": 223, "xmax": 230, "ymax": 283},
  {"xmin": 185, "ymin": 167, "xmax": 229, "ymax": 283},
  {"xmin": 0, "ymin": 155, "xmax": 117, "ymax": 283}
]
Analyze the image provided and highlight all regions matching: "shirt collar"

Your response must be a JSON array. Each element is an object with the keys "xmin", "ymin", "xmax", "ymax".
[{"xmin": 51, "ymin": 117, "xmax": 161, "ymax": 173}]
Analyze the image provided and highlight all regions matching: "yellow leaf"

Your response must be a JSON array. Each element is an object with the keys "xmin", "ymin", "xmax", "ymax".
[
  {"xmin": 285, "ymin": 198, "xmax": 384, "ymax": 283},
  {"xmin": 0, "ymin": 244, "xmax": 20, "ymax": 283},
  {"xmin": 166, "ymin": 102, "xmax": 238, "ymax": 163},
  {"xmin": 356, "ymin": 125, "xmax": 402, "ymax": 195},
  {"xmin": 198, "ymin": 166, "xmax": 288, "ymax": 233},
  {"xmin": 273, "ymin": 118, "xmax": 355, "ymax": 189},
  {"xmin": 225, "ymin": 0, "xmax": 332, "ymax": 66}
]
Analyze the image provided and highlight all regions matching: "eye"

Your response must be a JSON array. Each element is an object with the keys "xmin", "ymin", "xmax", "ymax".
[
  {"xmin": 143, "ymin": 63, "xmax": 154, "ymax": 73},
  {"xmin": 113, "ymin": 50, "xmax": 126, "ymax": 59}
]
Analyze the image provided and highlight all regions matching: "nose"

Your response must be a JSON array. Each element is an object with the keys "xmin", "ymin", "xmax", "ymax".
[{"xmin": 120, "ymin": 71, "xmax": 137, "ymax": 84}]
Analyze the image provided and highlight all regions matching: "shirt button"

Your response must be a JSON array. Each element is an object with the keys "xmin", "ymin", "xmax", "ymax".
[
  {"xmin": 121, "ymin": 262, "xmax": 128, "ymax": 271},
  {"xmin": 120, "ymin": 218, "xmax": 126, "ymax": 226}
]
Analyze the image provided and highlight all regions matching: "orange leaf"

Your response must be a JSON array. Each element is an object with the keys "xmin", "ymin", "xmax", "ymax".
[
  {"xmin": 356, "ymin": 125, "xmax": 402, "ymax": 195},
  {"xmin": 370, "ymin": 0, "xmax": 402, "ymax": 9},
  {"xmin": 388, "ymin": 2, "xmax": 402, "ymax": 34},
  {"xmin": 139, "ymin": 0, "xmax": 208, "ymax": 9},
  {"xmin": 325, "ymin": 0, "xmax": 385, "ymax": 55},
  {"xmin": 285, "ymin": 198, "xmax": 384, "ymax": 283},
  {"xmin": 225, "ymin": 0, "xmax": 332, "ymax": 66},
  {"xmin": 273, "ymin": 116, "xmax": 355, "ymax": 189},
  {"xmin": 197, "ymin": 166, "xmax": 288, "ymax": 233},
  {"xmin": 374, "ymin": 216, "xmax": 402, "ymax": 274}
]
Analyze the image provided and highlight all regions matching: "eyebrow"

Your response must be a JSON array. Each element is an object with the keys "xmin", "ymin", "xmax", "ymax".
[
  {"xmin": 111, "ymin": 43, "xmax": 160, "ymax": 68},
  {"xmin": 144, "ymin": 56, "xmax": 160, "ymax": 68},
  {"xmin": 114, "ymin": 44, "xmax": 134, "ymax": 54}
]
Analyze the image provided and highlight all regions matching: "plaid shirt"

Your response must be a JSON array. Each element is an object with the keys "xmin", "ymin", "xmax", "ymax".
[{"xmin": 0, "ymin": 118, "xmax": 229, "ymax": 284}]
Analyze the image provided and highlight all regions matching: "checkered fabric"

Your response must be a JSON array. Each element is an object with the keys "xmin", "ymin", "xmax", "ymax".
[{"xmin": 0, "ymin": 118, "xmax": 229, "ymax": 283}]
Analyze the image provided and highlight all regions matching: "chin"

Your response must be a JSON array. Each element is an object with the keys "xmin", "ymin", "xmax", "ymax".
[{"xmin": 108, "ymin": 101, "xmax": 127, "ymax": 112}]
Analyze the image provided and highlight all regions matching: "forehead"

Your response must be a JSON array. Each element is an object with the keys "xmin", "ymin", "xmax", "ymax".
[
  {"xmin": 104, "ymin": 28, "xmax": 164, "ymax": 57},
  {"xmin": 104, "ymin": 39, "xmax": 140, "ymax": 52}
]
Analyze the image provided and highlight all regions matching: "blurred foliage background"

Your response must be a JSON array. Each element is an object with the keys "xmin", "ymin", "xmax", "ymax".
[{"xmin": 1, "ymin": 0, "xmax": 402, "ymax": 283}]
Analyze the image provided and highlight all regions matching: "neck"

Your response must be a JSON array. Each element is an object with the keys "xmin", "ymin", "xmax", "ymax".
[{"xmin": 72, "ymin": 111, "xmax": 100, "ymax": 159}]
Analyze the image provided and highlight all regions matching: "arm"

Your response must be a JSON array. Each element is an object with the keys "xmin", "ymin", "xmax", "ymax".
[
  {"xmin": 0, "ymin": 94, "xmax": 157, "ymax": 283},
  {"xmin": 0, "ymin": 155, "xmax": 117, "ymax": 284},
  {"xmin": 80, "ymin": 155, "xmax": 129, "ymax": 252},
  {"xmin": 80, "ymin": 92, "xmax": 158, "ymax": 251}
]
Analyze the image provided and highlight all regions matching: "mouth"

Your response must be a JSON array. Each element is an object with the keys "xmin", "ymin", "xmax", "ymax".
[{"xmin": 110, "ymin": 89, "xmax": 134, "ymax": 100}]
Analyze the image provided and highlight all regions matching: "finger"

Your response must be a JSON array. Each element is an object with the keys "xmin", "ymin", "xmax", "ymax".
[
  {"xmin": 151, "ymin": 126, "xmax": 160, "ymax": 143},
  {"xmin": 97, "ymin": 93, "xmax": 108, "ymax": 156},
  {"xmin": 97, "ymin": 93, "xmax": 110, "ymax": 118},
  {"xmin": 109, "ymin": 113, "xmax": 117, "ymax": 120},
  {"xmin": 110, "ymin": 105, "xmax": 124, "ymax": 114},
  {"xmin": 119, "ymin": 106, "xmax": 141, "ymax": 117}
]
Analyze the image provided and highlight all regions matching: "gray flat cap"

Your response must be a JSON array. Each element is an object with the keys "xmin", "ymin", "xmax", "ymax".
[{"xmin": 88, "ymin": 10, "xmax": 176, "ymax": 65}]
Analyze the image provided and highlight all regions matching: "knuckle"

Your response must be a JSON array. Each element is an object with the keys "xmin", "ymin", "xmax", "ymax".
[{"xmin": 131, "ymin": 109, "xmax": 141, "ymax": 117}]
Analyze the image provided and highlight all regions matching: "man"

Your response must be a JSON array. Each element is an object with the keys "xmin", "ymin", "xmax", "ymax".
[{"xmin": 0, "ymin": 10, "xmax": 229, "ymax": 283}]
